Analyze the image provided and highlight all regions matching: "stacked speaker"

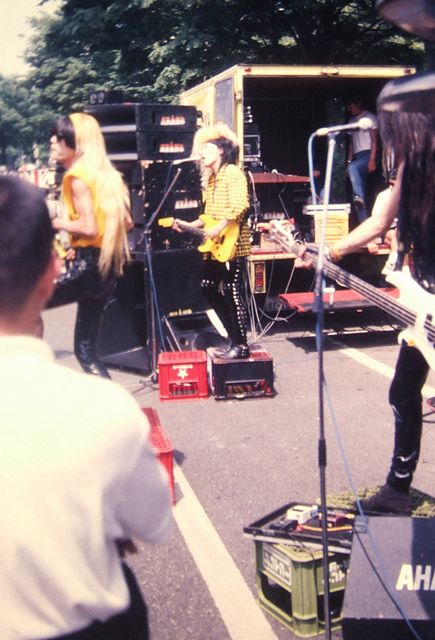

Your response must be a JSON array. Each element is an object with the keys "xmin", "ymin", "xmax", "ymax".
[
  {"xmin": 85, "ymin": 102, "xmax": 202, "ymax": 260},
  {"xmin": 85, "ymin": 102, "xmax": 198, "ymax": 163},
  {"xmin": 87, "ymin": 102, "xmax": 207, "ymax": 372},
  {"xmin": 128, "ymin": 160, "xmax": 202, "ymax": 256}
]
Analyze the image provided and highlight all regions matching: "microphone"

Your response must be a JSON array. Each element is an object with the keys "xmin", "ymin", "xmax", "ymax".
[
  {"xmin": 315, "ymin": 117, "xmax": 374, "ymax": 137},
  {"xmin": 172, "ymin": 155, "xmax": 201, "ymax": 165}
]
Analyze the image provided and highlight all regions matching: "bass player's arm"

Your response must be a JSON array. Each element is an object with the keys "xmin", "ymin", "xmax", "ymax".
[{"xmin": 329, "ymin": 161, "xmax": 403, "ymax": 262}]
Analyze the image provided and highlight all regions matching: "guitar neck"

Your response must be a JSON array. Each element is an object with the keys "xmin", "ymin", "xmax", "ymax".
[
  {"xmin": 305, "ymin": 246, "xmax": 416, "ymax": 327},
  {"xmin": 177, "ymin": 220, "xmax": 205, "ymax": 239}
]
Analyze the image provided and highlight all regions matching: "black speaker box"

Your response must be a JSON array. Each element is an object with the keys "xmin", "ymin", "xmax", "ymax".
[
  {"xmin": 163, "ymin": 311, "xmax": 225, "ymax": 351},
  {"xmin": 151, "ymin": 249, "xmax": 207, "ymax": 317},
  {"xmin": 103, "ymin": 130, "xmax": 194, "ymax": 162},
  {"xmin": 97, "ymin": 261, "xmax": 150, "ymax": 374},
  {"xmin": 85, "ymin": 103, "xmax": 198, "ymax": 131},
  {"xmin": 85, "ymin": 103, "xmax": 198, "ymax": 162},
  {"xmin": 342, "ymin": 516, "xmax": 435, "ymax": 640}
]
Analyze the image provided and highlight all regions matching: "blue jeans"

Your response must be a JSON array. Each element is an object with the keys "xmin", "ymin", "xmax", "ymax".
[{"xmin": 347, "ymin": 150, "xmax": 371, "ymax": 222}]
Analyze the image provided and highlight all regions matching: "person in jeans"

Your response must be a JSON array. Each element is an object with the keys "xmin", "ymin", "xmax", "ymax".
[{"xmin": 346, "ymin": 97, "xmax": 379, "ymax": 223}]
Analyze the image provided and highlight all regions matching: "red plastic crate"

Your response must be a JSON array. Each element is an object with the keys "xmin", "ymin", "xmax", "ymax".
[
  {"xmin": 158, "ymin": 350, "xmax": 208, "ymax": 400},
  {"xmin": 142, "ymin": 407, "xmax": 175, "ymax": 504}
]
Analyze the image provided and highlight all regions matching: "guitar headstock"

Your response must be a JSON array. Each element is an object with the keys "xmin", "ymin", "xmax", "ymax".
[
  {"xmin": 268, "ymin": 219, "xmax": 304, "ymax": 256},
  {"xmin": 158, "ymin": 217, "xmax": 175, "ymax": 228}
]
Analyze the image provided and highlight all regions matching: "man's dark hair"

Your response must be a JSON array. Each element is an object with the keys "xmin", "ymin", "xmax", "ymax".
[
  {"xmin": 211, "ymin": 136, "xmax": 239, "ymax": 165},
  {"xmin": 0, "ymin": 176, "xmax": 54, "ymax": 314},
  {"xmin": 51, "ymin": 116, "xmax": 76, "ymax": 150}
]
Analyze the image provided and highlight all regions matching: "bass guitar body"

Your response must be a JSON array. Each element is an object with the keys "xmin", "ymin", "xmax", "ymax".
[{"xmin": 268, "ymin": 219, "xmax": 435, "ymax": 370}]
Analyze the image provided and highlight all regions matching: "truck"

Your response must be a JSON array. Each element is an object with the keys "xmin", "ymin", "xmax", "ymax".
[
  {"xmin": 179, "ymin": 63, "xmax": 415, "ymax": 177},
  {"xmin": 179, "ymin": 64, "xmax": 416, "ymax": 309}
]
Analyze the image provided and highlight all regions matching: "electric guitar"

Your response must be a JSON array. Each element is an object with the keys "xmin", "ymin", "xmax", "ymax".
[
  {"xmin": 269, "ymin": 219, "xmax": 435, "ymax": 370},
  {"xmin": 158, "ymin": 214, "xmax": 239, "ymax": 262}
]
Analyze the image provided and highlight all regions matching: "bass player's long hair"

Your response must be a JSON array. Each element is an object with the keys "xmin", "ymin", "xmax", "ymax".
[{"xmin": 377, "ymin": 74, "xmax": 435, "ymax": 288}]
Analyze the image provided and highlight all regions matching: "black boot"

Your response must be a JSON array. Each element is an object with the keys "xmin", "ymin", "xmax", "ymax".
[
  {"xmin": 74, "ymin": 299, "xmax": 111, "ymax": 379},
  {"xmin": 217, "ymin": 344, "xmax": 250, "ymax": 359},
  {"xmin": 359, "ymin": 484, "xmax": 411, "ymax": 516}
]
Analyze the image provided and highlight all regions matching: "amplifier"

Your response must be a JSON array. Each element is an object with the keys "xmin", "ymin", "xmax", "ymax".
[
  {"xmin": 85, "ymin": 103, "xmax": 198, "ymax": 131},
  {"xmin": 342, "ymin": 516, "xmax": 435, "ymax": 640},
  {"xmin": 208, "ymin": 345, "xmax": 274, "ymax": 400},
  {"xmin": 85, "ymin": 103, "xmax": 198, "ymax": 162},
  {"xmin": 102, "ymin": 130, "xmax": 194, "ymax": 162}
]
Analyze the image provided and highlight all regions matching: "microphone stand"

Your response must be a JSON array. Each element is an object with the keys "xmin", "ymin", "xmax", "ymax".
[
  {"xmin": 312, "ymin": 131, "xmax": 339, "ymax": 640},
  {"xmin": 136, "ymin": 165, "xmax": 183, "ymax": 381}
]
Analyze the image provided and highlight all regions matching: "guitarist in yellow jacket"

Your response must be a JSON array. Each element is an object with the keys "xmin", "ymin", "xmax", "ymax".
[{"xmin": 173, "ymin": 123, "xmax": 251, "ymax": 359}]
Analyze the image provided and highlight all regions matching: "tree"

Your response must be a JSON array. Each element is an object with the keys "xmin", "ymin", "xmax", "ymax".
[
  {"xmin": 0, "ymin": 0, "xmax": 423, "ymax": 167},
  {"xmin": 31, "ymin": 0, "xmax": 424, "ymax": 108},
  {"xmin": 0, "ymin": 76, "xmax": 52, "ymax": 166}
]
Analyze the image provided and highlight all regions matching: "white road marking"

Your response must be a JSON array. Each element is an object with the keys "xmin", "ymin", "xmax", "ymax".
[
  {"xmin": 172, "ymin": 464, "xmax": 279, "ymax": 640},
  {"xmin": 337, "ymin": 346, "xmax": 435, "ymax": 398},
  {"xmin": 170, "ymin": 342, "xmax": 434, "ymax": 640}
]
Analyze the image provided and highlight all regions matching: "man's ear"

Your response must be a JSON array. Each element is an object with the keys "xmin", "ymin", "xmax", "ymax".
[{"xmin": 36, "ymin": 251, "xmax": 62, "ymax": 308}]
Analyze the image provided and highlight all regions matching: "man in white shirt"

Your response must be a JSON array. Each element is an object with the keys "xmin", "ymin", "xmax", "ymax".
[
  {"xmin": 0, "ymin": 175, "xmax": 174, "ymax": 639},
  {"xmin": 346, "ymin": 97, "xmax": 379, "ymax": 223}
]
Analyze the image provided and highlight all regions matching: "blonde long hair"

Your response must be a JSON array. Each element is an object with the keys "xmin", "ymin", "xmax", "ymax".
[{"xmin": 68, "ymin": 113, "xmax": 131, "ymax": 278}]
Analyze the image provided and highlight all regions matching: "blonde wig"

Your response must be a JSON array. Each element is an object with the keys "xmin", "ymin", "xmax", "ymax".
[{"xmin": 69, "ymin": 113, "xmax": 131, "ymax": 278}]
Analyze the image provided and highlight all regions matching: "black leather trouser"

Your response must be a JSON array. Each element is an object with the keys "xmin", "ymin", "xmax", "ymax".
[
  {"xmin": 386, "ymin": 343, "xmax": 429, "ymax": 492},
  {"xmin": 200, "ymin": 257, "xmax": 248, "ymax": 346},
  {"xmin": 47, "ymin": 248, "xmax": 115, "ymax": 378}
]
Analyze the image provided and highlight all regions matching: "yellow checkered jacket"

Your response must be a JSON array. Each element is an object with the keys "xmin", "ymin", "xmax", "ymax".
[{"xmin": 203, "ymin": 163, "xmax": 251, "ymax": 258}]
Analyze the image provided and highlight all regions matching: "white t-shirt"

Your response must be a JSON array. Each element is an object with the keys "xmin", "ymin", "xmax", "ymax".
[
  {"xmin": 0, "ymin": 336, "xmax": 174, "ymax": 640},
  {"xmin": 350, "ymin": 110, "xmax": 378, "ymax": 154}
]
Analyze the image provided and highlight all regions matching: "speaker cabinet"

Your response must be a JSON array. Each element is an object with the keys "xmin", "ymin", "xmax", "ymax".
[
  {"xmin": 84, "ymin": 103, "xmax": 198, "ymax": 162},
  {"xmin": 151, "ymin": 249, "xmax": 207, "ymax": 317},
  {"xmin": 342, "ymin": 516, "xmax": 435, "ymax": 639},
  {"xmin": 97, "ymin": 261, "xmax": 150, "ymax": 374},
  {"xmin": 163, "ymin": 311, "xmax": 225, "ymax": 351}
]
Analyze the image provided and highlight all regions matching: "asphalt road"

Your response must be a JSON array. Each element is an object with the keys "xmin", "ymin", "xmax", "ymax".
[{"xmin": 42, "ymin": 303, "xmax": 435, "ymax": 640}]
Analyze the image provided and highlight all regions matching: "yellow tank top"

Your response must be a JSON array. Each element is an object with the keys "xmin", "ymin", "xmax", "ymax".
[{"xmin": 62, "ymin": 160, "xmax": 105, "ymax": 248}]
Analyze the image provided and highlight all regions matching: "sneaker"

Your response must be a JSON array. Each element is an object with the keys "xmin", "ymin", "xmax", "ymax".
[{"xmin": 359, "ymin": 484, "xmax": 411, "ymax": 516}]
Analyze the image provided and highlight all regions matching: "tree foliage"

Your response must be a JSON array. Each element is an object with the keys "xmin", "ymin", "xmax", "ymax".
[
  {"xmin": 34, "ymin": 0, "xmax": 424, "ymax": 103},
  {"xmin": 0, "ymin": 0, "xmax": 427, "ymax": 167}
]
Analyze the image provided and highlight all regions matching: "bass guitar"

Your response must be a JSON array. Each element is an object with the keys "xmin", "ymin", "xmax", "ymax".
[
  {"xmin": 269, "ymin": 219, "xmax": 435, "ymax": 370},
  {"xmin": 158, "ymin": 214, "xmax": 239, "ymax": 262}
]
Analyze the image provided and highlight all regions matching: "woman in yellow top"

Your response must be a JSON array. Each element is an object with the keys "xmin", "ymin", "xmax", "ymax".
[
  {"xmin": 174, "ymin": 123, "xmax": 251, "ymax": 359},
  {"xmin": 47, "ymin": 113, "xmax": 132, "ymax": 378}
]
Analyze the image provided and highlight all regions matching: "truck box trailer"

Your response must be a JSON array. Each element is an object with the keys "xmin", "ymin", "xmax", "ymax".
[
  {"xmin": 180, "ymin": 64, "xmax": 416, "ymax": 311},
  {"xmin": 179, "ymin": 63, "xmax": 415, "ymax": 177}
]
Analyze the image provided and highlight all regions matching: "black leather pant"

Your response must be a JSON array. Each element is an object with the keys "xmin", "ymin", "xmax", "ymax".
[
  {"xmin": 386, "ymin": 343, "xmax": 429, "ymax": 492},
  {"xmin": 47, "ymin": 248, "xmax": 115, "ymax": 378},
  {"xmin": 200, "ymin": 257, "xmax": 248, "ymax": 347}
]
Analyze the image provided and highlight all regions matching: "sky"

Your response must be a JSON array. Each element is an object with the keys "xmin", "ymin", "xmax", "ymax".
[{"xmin": 0, "ymin": 0, "xmax": 60, "ymax": 77}]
